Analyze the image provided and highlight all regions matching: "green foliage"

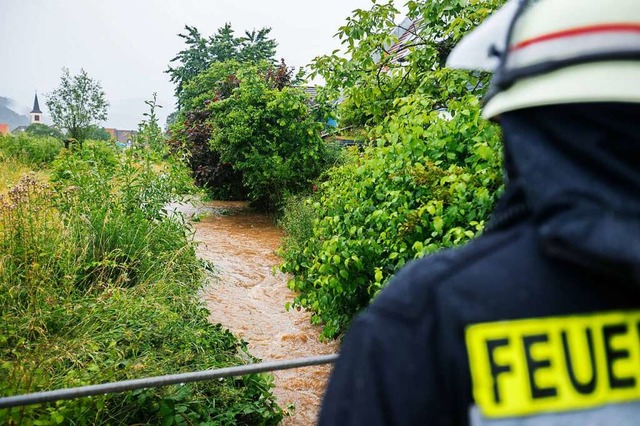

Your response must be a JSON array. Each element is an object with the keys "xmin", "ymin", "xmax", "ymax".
[
  {"xmin": 310, "ymin": 0, "xmax": 505, "ymax": 127},
  {"xmin": 24, "ymin": 123, "xmax": 65, "ymax": 140},
  {"xmin": 237, "ymin": 28, "xmax": 279, "ymax": 63},
  {"xmin": 84, "ymin": 125, "xmax": 112, "ymax": 141},
  {"xmin": 169, "ymin": 59, "xmax": 334, "ymax": 210},
  {"xmin": 166, "ymin": 21, "xmax": 329, "ymax": 210},
  {"xmin": 46, "ymin": 67, "xmax": 109, "ymax": 142},
  {"xmin": 167, "ymin": 23, "xmax": 277, "ymax": 102},
  {"xmin": 135, "ymin": 93, "xmax": 165, "ymax": 153},
  {"xmin": 280, "ymin": 0, "xmax": 508, "ymax": 338},
  {"xmin": 177, "ymin": 60, "xmax": 245, "ymax": 113},
  {"xmin": 207, "ymin": 63, "xmax": 331, "ymax": 210},
  {"xmin": 281, "ymin": 97, "xmax": 503, "ymax": 338},
  {"xmin": 0, "ymin": 133, "xmax": 63, "ymax": 166},
  {"xmin": 168, "ymin": 109, "xmax": 248, "ymax": 201},
  {"xmin": 165, "ymin": 111, "xmax": 179, "ymax": 131},
  {"xmin": 0, "ymin": 142, "xmax": 283, "ymax": 424}
]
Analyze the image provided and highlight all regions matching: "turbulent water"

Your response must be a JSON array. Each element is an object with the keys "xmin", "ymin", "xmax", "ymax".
[{"xmin": 178, "ymin": 201, "xmax": 337, "ymax": 425}]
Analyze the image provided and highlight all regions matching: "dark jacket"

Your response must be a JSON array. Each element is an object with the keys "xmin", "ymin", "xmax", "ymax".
[{"xmin": 318, "ymin": 104, "xmax": 640, "ymax": 425}]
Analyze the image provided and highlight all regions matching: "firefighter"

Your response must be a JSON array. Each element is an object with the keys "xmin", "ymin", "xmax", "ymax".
[{"xmin": 318, "ymin": 0, "xmax": 640, "ymax": 424}]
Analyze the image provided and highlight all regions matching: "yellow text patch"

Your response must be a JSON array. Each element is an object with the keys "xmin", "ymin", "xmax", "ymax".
[{"xmin": 466, "ymin": 311, "xmax": 640, "ymax": 417}]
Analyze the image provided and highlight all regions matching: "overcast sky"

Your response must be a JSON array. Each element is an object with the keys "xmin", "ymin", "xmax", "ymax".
[{"xmin": 0, "ymin": 0, "xmax": 379, "ymax": 129}]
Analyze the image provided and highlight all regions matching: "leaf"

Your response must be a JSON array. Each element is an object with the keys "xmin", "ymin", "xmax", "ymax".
[{"xmin": 433, "ymin": 216, "xmax": 444, "ymax": 232}]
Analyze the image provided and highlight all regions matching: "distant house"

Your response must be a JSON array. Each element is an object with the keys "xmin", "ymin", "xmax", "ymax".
[
  {"xmin": 370, "ymin": 17, "xmax": 421, "ymax": 72},
  {"xmin": 11, "ymin": 125, "xmax": 28, "ymax": 133},
  {"xmin": 303, "ymin": 86, "xmax": 318, "ymax": 101},
  {"xmin": 0, "ymin": 123, "xmax": 9, "ymax": 136},
  {"xmin": 386, "ymin": 17, "xmax": 419, "ymax": 66},
  {"xmin": 104, "ymin": 128, "xmax": 137, "ymax": 145}
]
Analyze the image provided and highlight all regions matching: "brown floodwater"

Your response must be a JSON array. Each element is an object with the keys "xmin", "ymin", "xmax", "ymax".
[{"xmin": 177, "ymin": 200, "xmax": 337, "ymax": 425}]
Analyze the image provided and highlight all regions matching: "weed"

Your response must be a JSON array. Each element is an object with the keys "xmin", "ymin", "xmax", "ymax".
[{"xmin": 0, "ymin": 140, "xmax": 282, "ymax": 424}]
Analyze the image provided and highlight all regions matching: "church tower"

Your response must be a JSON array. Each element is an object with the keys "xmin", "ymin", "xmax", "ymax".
[{"xmin": 30, "ymin": 93, "xmax": 43, "ymax": 124}]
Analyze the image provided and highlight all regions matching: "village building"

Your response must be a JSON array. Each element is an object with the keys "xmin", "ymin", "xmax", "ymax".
[
  {"xmin": 30, "ymin": 93, "xmax": 43, "ymax": 124},
  {"xmin": 8, "ymin": 93, "xmax": 43, "ymax": 134},
  {"xmin": 104, "ymin": 128, "xmax": 137, "ymax": 146}
]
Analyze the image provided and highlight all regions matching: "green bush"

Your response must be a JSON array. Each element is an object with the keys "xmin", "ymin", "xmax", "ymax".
[
  {"xmin": 277, "ymin": 0, "xmax": 508, "ymax": 339},
  {"xmin": 0, "ymin": 142, "xmax": 283, "ymax": 424},
  {"xmin": 208, "ymin": 68, "xmax": 332, "ymax": 210},
  {"xmin": 168, "ymin": 109, "xmax": 249, "ymax": 201},
  {"xmin": 170, "ymin": 59, "xmax": 338, "ymax": 211},
  {"xmin": 24, "ymin": 123, "xmax": 65, "ymax": 140},
  {"xmin": 280, "ymin": 96, "xmax": 503, "ymax": 338},
  {"xmin": 0, "ymin": 133, "xmax": 63, "ymax": 166}
]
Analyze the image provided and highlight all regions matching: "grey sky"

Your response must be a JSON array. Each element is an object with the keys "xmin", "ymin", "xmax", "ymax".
[{"xmin": 0, "ymin": 0, "xmax": 377, "ymax": 129}]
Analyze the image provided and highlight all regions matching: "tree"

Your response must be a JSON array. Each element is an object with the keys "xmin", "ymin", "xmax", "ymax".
[
  {"xmin": 238, "ymin": 28, "xmax": 278, "ymax": 63},
  {"xmin": 280, "ymin": 0, "xmax": 508, "ymax": 337},
  {"xmin": 310, "ymin": 0, "xmax": 504, "ymax": 127},
  {"xmin": 166, "ymin": 23, "xmax": 277, "ymax": 101},
  {"xmin": 46, "ymin": 68, "xmax": 109, "ymax": 142},
  {"xmin": 168, "ymin": 59, "xmax": 331, "ymax": 209},
  {"xmin": 166, "ymin": 26, "xmax": 212, "ymax": 99},
  {"xmin": 207, "ymin": 62, "xmax": 329, "ymax": 210},
  {"xmin": 135, "ymin": 93, "xmax": 164, "ymax": 152},
  {"xmin": 85, "ymin": 125, "xmax": 111, "ymax": 141}
]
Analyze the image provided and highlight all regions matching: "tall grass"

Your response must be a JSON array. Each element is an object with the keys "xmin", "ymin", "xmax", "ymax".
[
  {"xmin": 0, "ymin": 157, "xmax": 47, "ymax": 193},
  {"xmin": 0, "ymin": 132, "xmax": 55, "ymax": 193},
  {"xmin": 0, "ymin": 142, "xmax": 283, "ymax": 425}
]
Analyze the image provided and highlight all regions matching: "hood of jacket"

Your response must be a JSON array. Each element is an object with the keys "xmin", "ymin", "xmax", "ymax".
[{"xmin": 497, "ymin": 103, "xmax": 640, "ymax": 281}]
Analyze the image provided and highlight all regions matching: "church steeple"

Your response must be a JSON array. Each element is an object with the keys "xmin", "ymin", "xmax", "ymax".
[{"xmin": 30, "ymin": 93, "xmax": 43, "ymax": 124}]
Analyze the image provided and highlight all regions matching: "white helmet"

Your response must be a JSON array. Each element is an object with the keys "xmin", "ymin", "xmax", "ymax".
[{"xmin": 447, "ymin": 0, "xmax": 640, "ymax": 119}]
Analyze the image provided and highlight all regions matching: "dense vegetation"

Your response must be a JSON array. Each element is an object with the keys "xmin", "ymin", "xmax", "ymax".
[
  {"xmin": 171, "ymin": 60, "xmax": 337, "ymax": 210},
  {"xmin": 167, "ymin": 23, "xmax": 278, "ymax": 102},
  {"xmin": 167, "ymin": 24, "xmax": 338, "ymax": 211},
  {"xmin": 279, "ymin": 0, "xmax": 507, "ymax": 338},
  {"xmin": 0, "ymin": 133, "xmax": 63, "ymax": 167},
  {"xmin": 0, "ymin": 0, "xmax": 514, "ymax": 422},
  {"xmin": 0, "ymin": 128, "xmax": 282, "ymax": 424}
]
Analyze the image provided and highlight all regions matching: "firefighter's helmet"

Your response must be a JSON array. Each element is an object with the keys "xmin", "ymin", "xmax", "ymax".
[{"xmin": 447, "ymin": 0, "xmax": 640, "ymax": 119}]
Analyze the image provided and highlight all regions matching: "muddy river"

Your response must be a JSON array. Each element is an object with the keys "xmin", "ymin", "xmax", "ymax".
[{"xmin": 180, "ymin": 201, "xmax": 337, "ymax": 425}]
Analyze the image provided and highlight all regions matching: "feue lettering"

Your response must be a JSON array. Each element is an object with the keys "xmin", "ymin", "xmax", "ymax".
[
  {"xmin": 561, "ymin": 329, "xmax": 597, "ymax": 395},
  {"xmin": 466, "ymin": 311, "xmax": 640, "ymax": 418},
  {"xmin": 603, "ymin": 324, "xmax": 636, "ymax": 389},
  {"xmin": 522, "ymin": 334, "xmax": 557, "ymax": 399},
  {"xmin": 486, "ymin": 338, "xmax": 511, "ymax": 404}
]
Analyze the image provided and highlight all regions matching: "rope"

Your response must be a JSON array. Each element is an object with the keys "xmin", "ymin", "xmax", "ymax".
[{"xmin": 0, "ymin": 354, "xmax": 339, "ymax": 409}]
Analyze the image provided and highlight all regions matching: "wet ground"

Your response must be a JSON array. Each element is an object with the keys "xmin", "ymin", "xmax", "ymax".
[{"xmin": 176, "ymin": 200, "xmax": 337, "ymax": 425}]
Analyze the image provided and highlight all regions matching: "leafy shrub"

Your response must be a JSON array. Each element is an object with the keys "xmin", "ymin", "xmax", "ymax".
[
  {"xmin": 170, "ymin": 59, "xmax": 336, "ymax": 211},
  {"xmin": 208, "ymin": 65, "xmax": 332, "ymax": 210},
  {"xmin": 0, "ymin": 133, "xmax": 63, "ymax": 166},
  {"xmin": 310, "ymin": 0, "xmax": 504, "ymax": 127},
  {"xmin": 0, "ymin": 143, "xmax": 283, "ymax": 423},
  {"xmin": 277, "ymin": 0, "xmax": 508, "ymax": 339},
  {"xmin": 51, "ymin": 141, "xmax": 196, "ymax": 287},
  {"xmin": 280, "ymin": 96, "xmax": 503, "ymax": 338},
  {"xmin": 168, "ymin": 109, "xmax": 247, "ymax": 200},
  {"xmin": 24, "ymin": 123, "xmax": 65, "ymax": 140}
]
